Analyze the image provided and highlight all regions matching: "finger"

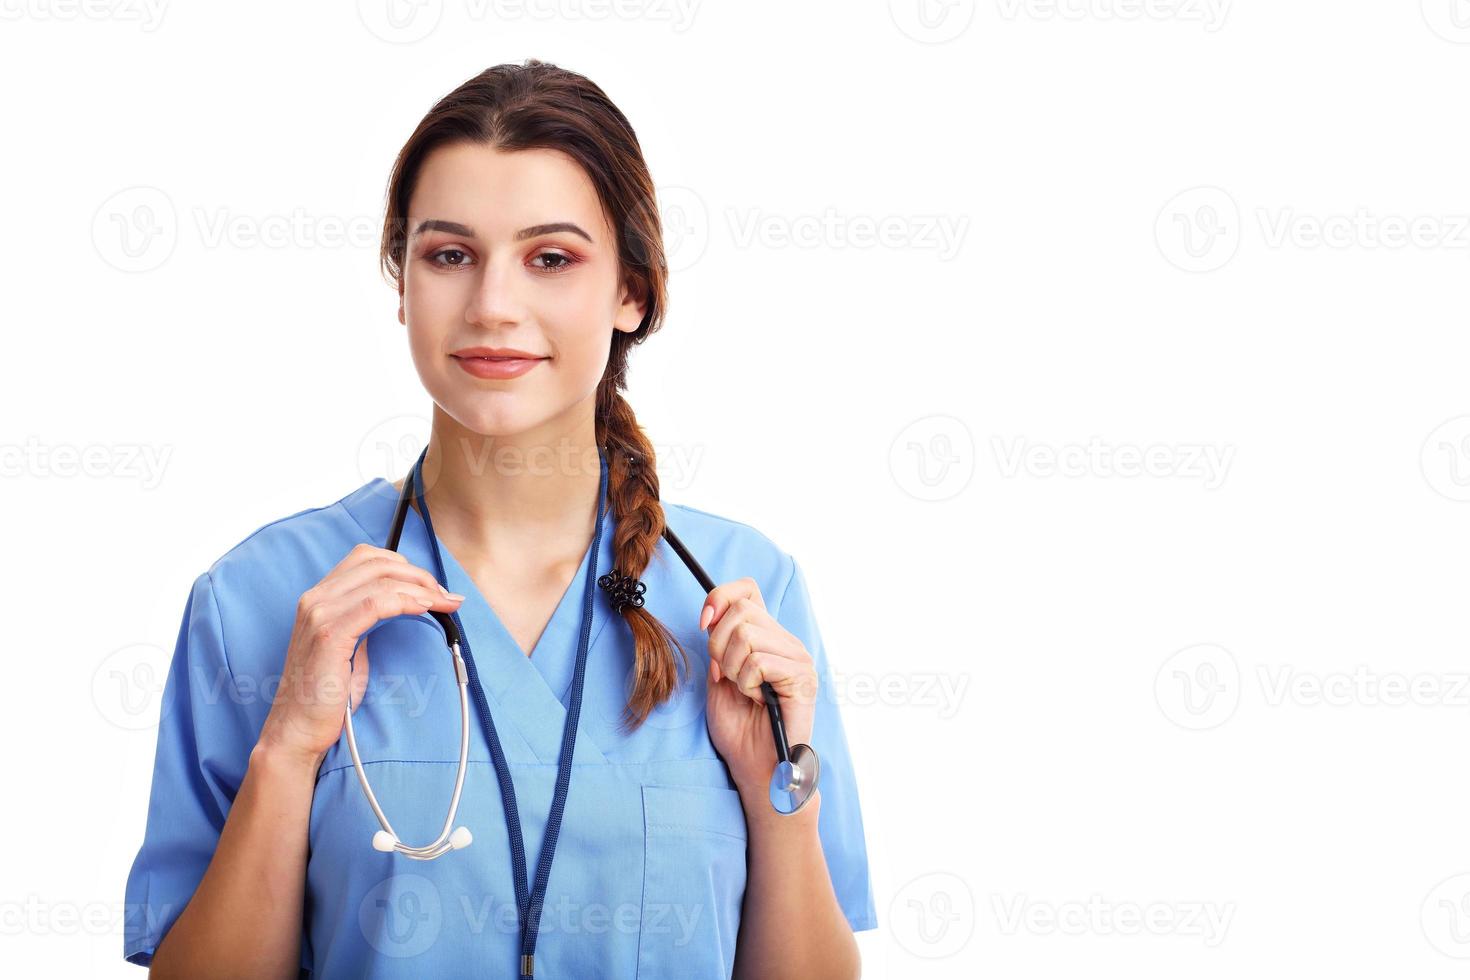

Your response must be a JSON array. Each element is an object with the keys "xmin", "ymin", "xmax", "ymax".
[
  {"xmin": 334, "ymin": 577, "xmax": 464, "ymax": 618},
  {"xmin": 340, "ymin": 557, "xmax": 451, "ymax": 599},
  {"xmin": 308, "ymin": 581, "xmax": 460, "ymax": 657},
  {"xmin": 708, "ymin": 597, "xmax": 780, "ymax": 677},
  {"xmin": 333, "ymin": 552, "xmax": 447, "ymax": 596},
  {"xmin": 330, "ymin": 542, "xmax": 411, "ymax": 576},
  {"xmin": 708, "ymin": 595, "xmax": 778, "ymax": 653},
  {"xmin": 305, "ymin": 556, "xmax": 453, "ymax": 611},
  {"xmin": 734, "ymin": 651, "xmax": 819, "ymax": 705},
  {"xmin": 710, "ymin": 614, "xmax": 778, "ymax": 689},
  {"xmin": 735, "ymin": 652, "xmax": 783, "ymax": 699},
  {"xmin": 710, "ymin": 615, "xmax": 809, "ymax": 698},
  {"xmin": 698, "ymin": 577, "xmax": 764, "ymax": 632}
]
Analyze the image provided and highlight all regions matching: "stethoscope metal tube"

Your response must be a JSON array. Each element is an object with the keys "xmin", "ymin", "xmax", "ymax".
[
  {"xmin": 342, "ymin": 478, "xmax": 476, "ymax": 859},
  {"xmin": 343, "ymin": 651, "xmax": 473, "ymax": 858}
]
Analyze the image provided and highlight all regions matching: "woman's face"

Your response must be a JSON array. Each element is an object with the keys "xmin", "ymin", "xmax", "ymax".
[{"xmin": 399, "ymin": 143, "xmax": 644, "ymax": 444}]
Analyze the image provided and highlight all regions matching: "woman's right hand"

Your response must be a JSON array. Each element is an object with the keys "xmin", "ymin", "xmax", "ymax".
[{"xmin": 257, "ymin": 543, "xmax": 464, "ymax": 767}]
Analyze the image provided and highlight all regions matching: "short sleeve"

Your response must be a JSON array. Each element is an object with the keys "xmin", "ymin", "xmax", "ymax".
[
  {"xmin": 772, "ymin": 555, "xmax": 879, "ymax": 932},
  {"xmin": 122, "ymin": 572, "xmax": 314, "ymax": 973}
]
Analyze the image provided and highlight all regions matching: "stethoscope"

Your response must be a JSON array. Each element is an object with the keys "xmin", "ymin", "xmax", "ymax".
[{"xmin": 341, "ymin": 446, "xmax": 820, "ymax": 973}]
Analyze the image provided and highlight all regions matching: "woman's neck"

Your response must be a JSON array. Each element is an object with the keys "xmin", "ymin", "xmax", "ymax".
[{"xmin": 413, "ymin": 413, "xmax": 604, "ymax": 567}]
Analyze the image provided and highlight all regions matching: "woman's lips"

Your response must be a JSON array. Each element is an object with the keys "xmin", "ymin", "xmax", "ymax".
[{"xmin": 451, "ymin": 355, "xmax": 546, "ymax": 379}]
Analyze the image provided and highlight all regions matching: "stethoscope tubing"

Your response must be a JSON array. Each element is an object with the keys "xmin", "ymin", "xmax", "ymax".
[{"xmin": 660, "ymin": 523, "xmax": 796, "ymax": 767}]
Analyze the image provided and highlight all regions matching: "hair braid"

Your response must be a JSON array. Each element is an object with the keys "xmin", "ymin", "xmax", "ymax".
[{"xmin": 597, "ymin": 385, "xmax": 690, "ymax": 731}]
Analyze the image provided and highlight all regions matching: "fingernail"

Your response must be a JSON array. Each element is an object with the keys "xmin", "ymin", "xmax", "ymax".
[
  {"xmin": 439, "ymin": 584, "xmax": 451, "ymax": 595},
  {"xmin": 446, "ymin": 592, "xmax": 466, "ymax": 601},
  {"xmin": 699, "ymin": 605, "xmax": 711, "ymax": 631}
]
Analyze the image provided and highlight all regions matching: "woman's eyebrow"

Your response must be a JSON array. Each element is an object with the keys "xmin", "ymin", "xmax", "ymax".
[
  {"xmin": 412, "ymin": 218, "xmax": 475, "ymax": 238},
  {"xmin": 516, "ymin": 221, "xmax": 593, "ymax": 243},
  {"xmin": 410, "ymin": 219, "xmax": 593, "ymax": 243}
]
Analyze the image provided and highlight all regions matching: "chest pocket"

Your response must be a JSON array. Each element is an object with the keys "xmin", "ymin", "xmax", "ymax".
[{"xmin": 637, "ymin": 783, "xmax": 749, "ymax": 978}]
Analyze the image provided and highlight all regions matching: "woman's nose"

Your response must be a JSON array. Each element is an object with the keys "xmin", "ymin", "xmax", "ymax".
[{"xmin": 464, "ymin": 255, "xmax": 526, "ymax": 325}]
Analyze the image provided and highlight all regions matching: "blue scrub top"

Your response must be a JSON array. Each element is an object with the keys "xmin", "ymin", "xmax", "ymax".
[{"xmin": 123, "ymin": 476, "xmax": 878, "ymax": 977}]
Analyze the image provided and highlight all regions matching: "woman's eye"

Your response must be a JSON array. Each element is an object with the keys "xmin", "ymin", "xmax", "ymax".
[
  {"xmin": 430, "ymin": 247, "xmax": 470, "ymax": 267},
  {"xmin": 427, "ymin": 247, "xmax": 576, "ymax": 272},
  {"xmin": 533, "ymin": 251, "xmax": 577, "ymax": 273}
]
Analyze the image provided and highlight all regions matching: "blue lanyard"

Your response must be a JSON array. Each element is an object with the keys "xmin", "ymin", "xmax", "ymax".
[{"xmin": 408, "ymin": 446, "xmax": 608, "ymax": 980}]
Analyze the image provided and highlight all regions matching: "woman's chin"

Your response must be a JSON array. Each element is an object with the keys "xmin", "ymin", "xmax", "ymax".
[{"xmin": 438, "ymin": 402, "xmax": 550, "ymax": 441}]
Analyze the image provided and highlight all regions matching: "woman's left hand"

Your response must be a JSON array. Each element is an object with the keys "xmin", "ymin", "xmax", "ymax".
[{"xmin": 700, "ymin": 577, "xmax": 819, "ymax": 797}]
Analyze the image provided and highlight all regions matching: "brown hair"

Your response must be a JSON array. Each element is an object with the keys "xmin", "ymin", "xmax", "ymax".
[{"xmin": 378, "ymin": 59, "xmax": 688, "ymax": 732}]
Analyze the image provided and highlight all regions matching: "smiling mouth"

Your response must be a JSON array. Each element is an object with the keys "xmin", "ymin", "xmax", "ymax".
[{"xmin": 451, "ymin": 353, "xmax": 547, "ymax": 379}]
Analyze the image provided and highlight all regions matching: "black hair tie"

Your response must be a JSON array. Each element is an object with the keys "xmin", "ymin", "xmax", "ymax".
[{"xmin": 598, "ymin": 568, "xmax": 647, "ymax": 613}]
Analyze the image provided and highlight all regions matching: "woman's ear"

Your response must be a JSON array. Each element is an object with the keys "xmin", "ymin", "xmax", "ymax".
[{"xmin": 614, "ymin": 278, "xmax": 647, "ymax": 334}]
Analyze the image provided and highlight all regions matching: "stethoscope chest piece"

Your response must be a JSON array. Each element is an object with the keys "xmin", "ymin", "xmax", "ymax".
[{"xmin": 769, "ymin": 742, "xmax": 820, "ymax": 814}]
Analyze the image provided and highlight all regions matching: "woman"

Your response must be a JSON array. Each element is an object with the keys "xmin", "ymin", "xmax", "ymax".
[{"xmin": 123, "ymin": 60, "xmax": 875, "ymax": 978}]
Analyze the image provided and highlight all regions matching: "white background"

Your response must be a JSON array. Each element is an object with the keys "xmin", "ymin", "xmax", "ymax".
[{"xmin": 3, "ymin": 1, "xmax": 1470, "ymax": 977}]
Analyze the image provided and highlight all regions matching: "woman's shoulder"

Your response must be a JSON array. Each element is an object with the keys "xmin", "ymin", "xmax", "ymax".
[
  {"xmin": 196, "ymin": 476, "xmax": 388, "ymax": 620},
  {"xmin": 156, "ymin": 478, "xmax": 387, "ymax": 716},
  {"xmin": 660, "ymin": 500, "xmax": 802, "ymax": 610}
]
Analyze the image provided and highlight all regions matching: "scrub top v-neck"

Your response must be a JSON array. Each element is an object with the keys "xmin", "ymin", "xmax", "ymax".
[
  {"xmin": 402, "ymin": 479, "xmax": 617, "ymax": 768},
  {"xmin": 122, "ymin": 474, "xmax": 879, "ymax": 978},
  {"xmin": 424, "ymin": 487, "xmax": 613, "ymax": 715}
]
